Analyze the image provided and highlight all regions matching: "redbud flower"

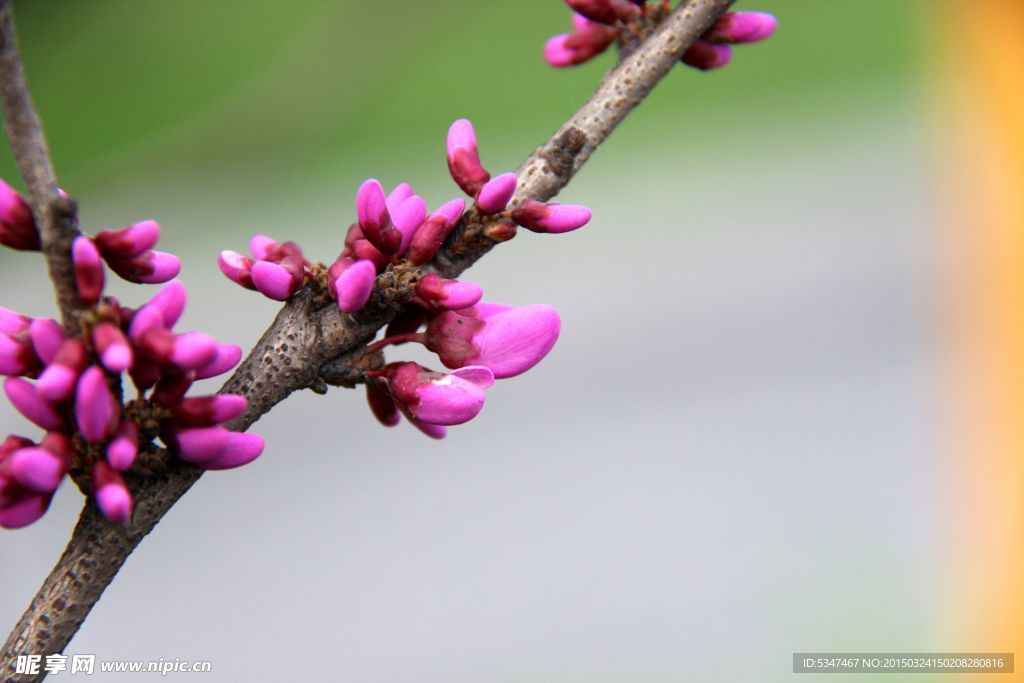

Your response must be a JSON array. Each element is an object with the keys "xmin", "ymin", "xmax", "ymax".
[
  {"xmin": 564, "ymin": 0, "xmax": 634, "ymax": 25},
  {"xmin": 4, "ymin": 377, "xmax": 64, "ymax": 430},
  {"xmin": 219, "ymin": 235, "xmax": 311, "ymax": 301},
  {"xmin": 511, "ymin": 199, "xmax": 592, "ymax": 234},
  {"xmin": 0, "ymin": 179, "xmax": 40, "ymax": 251},
  {"xmin": 476, "ymin": 173, "xmax": 517, "ymax": 214},
  {"xmin": 415, "ymin": 274, "xmax": 483, "ymax": 311},
  {"xmin": 37, "ymin": 339, "xmax": 87, "ymax": 402},
  {"xmin": 356, "ymin": 179, "xmax": 402, "ymax": 255},
  {"xmin": 704, "ymin": 11, "xmax": 778, "ymax": 44},
  {"xmin": 379, "ymin": 362, "xmax": 494, "ymax": 427},
  {"xmin": 72, "ymin": 236, "xmax": 106, "ymax": 307},
  {"xmin": 425, "ymin": 304, "xmax": 561, "ymax": 378},
  {"xmin": 681, "ymin": 41, "xmax": 732, "ymax": 71},
  {"xmin": 75, "ymin": 366, "xmax": 120, "ymax": 444},
  {"xmin": 92, "ymin": 461, "xmax": 132, "ymax": 523},
  {"xmin": 447, "ymin": 119, "xmax": 491, "ymax": 197},
  {"xmin": 407, "ymin": 199, "xmax": 465, "ymax": 266}
]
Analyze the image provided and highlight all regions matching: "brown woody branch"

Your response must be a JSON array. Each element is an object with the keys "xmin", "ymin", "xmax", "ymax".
[
  {"xmin": 0, "ymin": 0, "xmax": 82, "ymax": 336},
  {"xmin": 1, "ymin": 0, "xmax": 733, "ymax": 679}
]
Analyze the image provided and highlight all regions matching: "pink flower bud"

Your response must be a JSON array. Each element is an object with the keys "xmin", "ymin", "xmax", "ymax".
[
  {"xmin": 409, "ymin": 418, "xmax": 447, "ymax": 440},
  {"xmin": 334, "ymin": 259, "xmax": 377, "ymax": 313},
  {"xmin": 681, "ymin": 40, "xmax": 732, "ymax": 70},
  {"xmin": 171, "ymin": 394, "xmax": 247, "ymax": 427},
  {"xmin": 511, "ymin": 199, "xmax": 592, "ymax": 234},
  {"xmin": 174, "ymin": 426, "xmax": 230, "ymax": 463},
  {"xmin": 93, "ymin": 322, "xmax": 133, "ymax": 373},
  {"xmin": 544, "ymin": 35, "xmax": 576, "ymax": 68},
  {"xmin": 415, "ymin": 274, "xmax": 483, "ymax": 310},
  {"xmin": 94, "ymin": 220, "xmax": 160, "ymax": 259},
  {"xmin": 198, "ymin": 432, "xmax": 264, "ymax": 470},
  {"xmin": 249, "ymin": 234, "xmax": 278, "ymax": 261},
  {"xmin": 0, "ymin": 493, "xmax": 50, "ymax": 529},
  {"xmin": 703, "ymin": 11, "xmax": 777, "ymax": 44},
  {"xmin": 564, "ymin": 0, "xmax": 634, "ymax": 25},
  {"xmin": 392, "ymin": 195, "xmax": 428, "ymax": 254},
  {"xmin": 7, "ymin": 447, "xmax": 65, "ymax": 493},
  {"xmin": 106, "ymin": 421, "xmax": 138, "ymax": 471},
  {"xmin": 75, "ymin": 367, "xmax": 120, "ymax": 443},
  {"xmin": 218, "ymin": 250, "xmax": 255, "ymax": 289},
  {"xmin": 351, "ymin": 238, "xmax": 390, "ymax": 270},
  {"xmin": 476, "ymin": 173, "xmax": 517, "ymax": 214},
  {"xmin": 544, "ymin": 17, "xmax": 617, "ymax": 67},
  {"xmin": 407, "ymin": 199, "xmax": 465, "ymax": 266},
  {"xmin": 193, "ymin": 343, "xmax": 243, "ymax": 381},
  {"xmin": 0, "ymin": 305, "xmax": 30, "ymax": 336},
  {"xmin": 146, "ymin": 280, "xmax": 187, "ymax": 329},
  {"xmin": 28, "ymin": 318, "xmax": 64, "ymax": 364},
  {"xmin": 0, "ymin": 332, "xmax": 38, "ymax": 376},
  {"xmin": 426, "ymin": 304, "xmax": 561, "ymax": 379},
  {"xmin": 169, "ymin": 331, "xmax": 218, "ymax": 370},
  {"xmin": 131, "ymin": 250, "xmax": 182, "ymax": 284},
  {"xmin": 356, "ymin": 179, "xmax": 401, "ymax": 255},
  {"xmin": 37, "ymin": 338, "xmax": 87, "ymax": 402},
  {"xmin": 0, "ymin": 179, "xmax": 40, "ymax": 251},
  {"xmin": 128, "ymin": 304, "xmax": 165, "ymax": 341},
  {"xmin": 72, "ymin": 236, "xmax": 105, "ymax": 307},
  {"xmin": 385, "ymin": 183, "xmax": 414, "ymax": 215},
  {"xmin": 382, "ymin": 362, "xmax": 492, "ymax": 426},
  {"xmin": 4, "ymin": 377, "xmax": 63, "ymax": 430},
  {"xmin": 92, "ymin": 461, "xmax": 132, "ymax": 523},
  {"xmin": 251, "ymin": 257, "xmax": 305, "ymax": 301},
  {"xmin": 366, "ymin": 382, "xmax": 400, "ymax": 427},
  {"xmin": 447, "ymin": 119, "xmax": 491, "ymax": 197}
]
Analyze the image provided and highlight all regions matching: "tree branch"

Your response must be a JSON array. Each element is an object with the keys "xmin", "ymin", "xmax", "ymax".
[
  {"xmin": 1, "ymin": 0, "xmax": 733, "ymax": 679},
  {"xmin": 0, "ymin": 1, "xmax": 82, "ymax": 336}
]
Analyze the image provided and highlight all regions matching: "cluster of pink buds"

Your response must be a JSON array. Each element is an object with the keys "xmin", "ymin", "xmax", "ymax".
[
  {"xmin": 217, "ymin": 119, "xmax": 586, "ymax": 437},
  {"xmin": 0, "ymin": 181, "xmax": 263, "ymax": 529},
  {"xmin": 219, "ymin": 118, "xmax": 592, "ymax": 313},
  {"xmin": 545, "ymin": 1, "xmax": 777, "ymax": 70}
]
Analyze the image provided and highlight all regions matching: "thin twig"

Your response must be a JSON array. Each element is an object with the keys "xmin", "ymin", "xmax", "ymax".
[
  {"xmin": 0, "ymin": 0, "xmax": 81, "ymax": 335},
  {"xmin": 1, "ymin": 0, "xmax": 733, "ymax": 679}
]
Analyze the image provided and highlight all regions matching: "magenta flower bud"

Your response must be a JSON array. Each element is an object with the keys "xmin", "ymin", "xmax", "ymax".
[
  {"xmin": 0, "ymin": 305, "xmax": 30, "ymax": 336},
  {"xmin": 446, "ymin": 119, "xmax": 491, "ymax": 197},
  {"xmin": 92, "ymin": 322, "xmax": 133, "ymax": 373},
  {"xmin": 392, "ymin": 195, "xmax": 428, "ymax": 254},
  {"xmin": 407, "ymin": 199, "xmax": 465, "ymax": 266},
  {"xmin": 174, "ymin": 426, "xmax": 230, "ymax": 463},
  {"xmin": 511, "ymin": 199, "xmax": 592, "ymax": 234},
  {"xmin": 8, "ymin": 447, "xmax": 65, "ymax": 493},
  {"xmin": 426, "ymin": 304, "xmax": 561, "ymax": 379},
  {"xmin": 416, "ymin": 274, "xmax": 483, "ymax": 310},
  {"xmin": 334, "ymin": 259, "xmax": 377, "ymax": 313},
  {"xmin": 72, "ymin": 236, "xmax": 105, "ymax": 307},
  {"xmin": 128, "ymin": 304, "xmax": 165, "ymax": 342},
  {"xmin": 171, "ymin": 394, "xmax": 247, "ymax": 427},
  {"xmin": 703, "ymin": 11, "xmax": 777, "ymax": 44},
  {"xmin": 193, "ymin": 343, "xmax": 243, "ymax": 380},
  {"xmin": 564, "ymin": 0, "xmax": 634, "ymax": 25},
  {"xmin": 199, "ymin": 432, "xmax": 264, "ymax": 471},
  {"xmin": 149, "ymin": 373, "xmax": 193, "ymax": 406},
  {"xmin": 131, "ymin": 250, "xmax": 182, "ymax": 284},
  {"xmin": 92, "ymin": 461, "xmax": 132, "ymax": 523},
  {"xmin": 75, "ymin": 366, "xmax": 120, "ymax": 443},
  {"xmin": 681, "ymin": 40, "xmax": 732, "ymax": 70},
  {"xmin": 385, "ymin": 182, "xmax": 414, "ymax": 215},
  {"xmin": 218, "ymin": 250, "xmax": 256, "ymax": 289},
  {"xmin": 351, "ymin": 238, "xmax": 389, "ymax": 271},
  {"xmin": 476, "ymin": 173, "xmax": 517, "ymax": 214},
  {"xmin": 382, "ymin": 362, "xmax": 492, "ymax": 426},
  {"xmin": 356, "ymin": 179, "xmax": 401, "ymax": 255},
  {"xmin": 544, "ymin": 34, "xmax": 576, "ymax": 67},
  {"xmin": 366, "ymin": 382, "xmax": 400, "ymax": 427},
  {"xmin": 37, "ymin": 338, "xmax": 87, "ymax": 402},
  {"xmin": 28, "ymin": 318, "xmax": 64, "ymax": 364},
  {"xmin": 106, "ymin": 421, "xmax": 138, "ymax": 471},
  {"xmin": 4, "ymin": 377, "xmax": 63, "ymax": 430},
  {"xmin": 0, "ymin": 178, "xmax": 40, "ymax": 251},
  {"xmin": 169, "ymin": 331, "xmax": 218, "ymax": 370},
  {"xmin": 251, "ymin": 257, "xmax": 305, "ymax": 301},
  {"xmin": 0, "ymin": 332, "xmax": 38, "ymax": 376},
  {"xmin": 146, "ymin": 280, "xmax": 187, "ymax": 329},
  {"xmin": 94, "ymin": 220, "xmax": 160, "ymax": 259},
  {"xmin": 249, "ymin": 234, "xmax": 278, "ymax": 261},
  {"xmin": 0, "ymin": 493, "xmax": 49, "ymax": 529}
]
